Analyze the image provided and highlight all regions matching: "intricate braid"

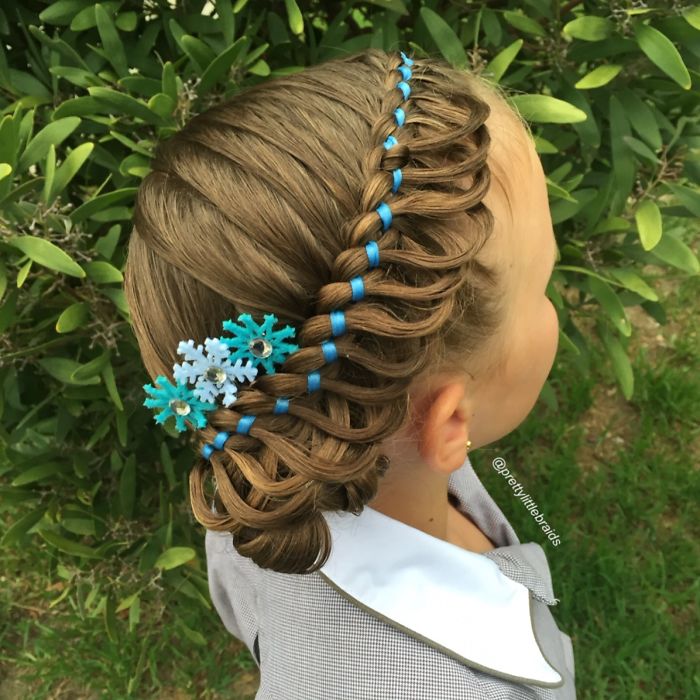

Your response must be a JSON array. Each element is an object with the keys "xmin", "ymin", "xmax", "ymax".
[{"xmin": 125, "ymin": 49, "xmax": 500, "ymax": 574}]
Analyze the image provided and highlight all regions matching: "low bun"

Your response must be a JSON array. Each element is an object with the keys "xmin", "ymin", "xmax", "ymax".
[
  {"xmin": 191, "ymin": 455, "xmax": 334, "ymax": 572},
  {"xmin": 189, "ymin": 406, "xmax": 395, "ymax": 573}
]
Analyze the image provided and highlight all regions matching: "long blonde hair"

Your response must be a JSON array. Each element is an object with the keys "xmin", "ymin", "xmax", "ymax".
[{"xmin": 124, "ymin": 48, "xmax": 508, "ymax": 574}]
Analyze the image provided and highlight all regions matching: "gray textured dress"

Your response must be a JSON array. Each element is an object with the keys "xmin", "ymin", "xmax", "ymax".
[{"xmin": 205, "ymin": 454, "xmax": 577, "ymax": 699}]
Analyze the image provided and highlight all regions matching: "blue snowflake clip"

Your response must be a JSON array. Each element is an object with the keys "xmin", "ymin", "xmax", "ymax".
[{"xmin": 142, "ymin": 313, "xmax": 299, "ymax": 434}]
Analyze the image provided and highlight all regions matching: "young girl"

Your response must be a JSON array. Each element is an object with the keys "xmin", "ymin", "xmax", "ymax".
[{"xmin": 124, "ymin": 48, "xmax": 576, "ymax": 699}]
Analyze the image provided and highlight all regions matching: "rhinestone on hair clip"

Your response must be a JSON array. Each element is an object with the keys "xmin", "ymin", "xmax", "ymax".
[
  {"xmin": 142, "ymin": 313, "xmax": 299, "ymax": 438},
  {"xmin": 143, "ymin": 49, "xmax": 415, "ymax": 461}
]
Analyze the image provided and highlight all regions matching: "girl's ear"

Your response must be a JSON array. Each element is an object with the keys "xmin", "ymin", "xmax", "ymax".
[{"xmin": 415, "ymin": 380, "xmax": 470, "ymax": 475}]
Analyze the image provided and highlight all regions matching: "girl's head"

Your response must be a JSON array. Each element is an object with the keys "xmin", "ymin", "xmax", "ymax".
[{"xmin": 124, "ymin": 49, "xmax": 558, "ymax": 574}]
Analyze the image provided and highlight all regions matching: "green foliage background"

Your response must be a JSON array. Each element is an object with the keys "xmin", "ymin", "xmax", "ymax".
[{"xmin": 0, "ymin": 0, "xmax": 698, "ymax": 697}]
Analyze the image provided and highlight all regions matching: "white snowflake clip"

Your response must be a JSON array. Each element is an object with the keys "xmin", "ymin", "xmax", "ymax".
[{"xmin": 143, "ymin": 313, "xmax": 299, "ymax": 434}]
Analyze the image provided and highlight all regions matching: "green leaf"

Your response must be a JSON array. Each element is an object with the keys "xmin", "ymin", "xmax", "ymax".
[
  {"xmin": 49, "ymin": 66, "xmax": 101, "ymax": 88},
  {"xmin": 83, "ymin": 260, "xmax": 123, "ymax": 284},
  {"xmin": 16, "ymin": 259, "xmax": 32, "ymax": 288},
  {"xmin": 39, "ymin": 0, "xmax": 93, "ymax": 26},
  {"xmin": 549, "ymin": 188, "xmax": 598, "ymax": 224},
  {"xmin": 649, "ymin": 231, "xmax": 700, "ymax": 273},
  {"xmin": 608, "ymin": 269, "xmax": 658, "ymax": 302},
  {"xmin": 179, "ymin": 34, "xmax": 217, "ymax": 73},
  {"xmin": 160, "ymin": 442, "xmax": 176, "ymax": 491},
  {"xmin": 588, "ymin": 276, "xmax": 632, "ymax": 337},
  {"xmin": 154, "ymin": 546, "xmax": 196, "ymax": 571},
  {"xmin": 175, "ymin": 578, "xmax": 211, "ymax": 609},
  {"xmin": 609, "ymin": 95, "xmax": 635, "ymax": 216},
  {"xmin": 38, "ymin": 357, "xmax": 101, "ymax": 385},
  {"xmin": 101, "ymin": 362, "xmax": 124, "ymax": 411},
  {"xmin": 485, "ymin": 39, "xmax": 523, "ymax": 83},
  {"xmin": 104, "ymin": 592, "xmax": 118, "ymax": 641},
  {"xmin": 67, "ymin": 3, "xmax": 116, "ymax": 31},
  {"xmin": 94, "ymin": 225, "xmax": 122, "ymax": 260},
  {"xmin": 8, "ymin": 236, "xmax": 85, "ymax": 278},
  {"xmin": 634, "ymin": 199, "xmax": 663, "ymax": 251},
  {"xmin": 593, "ymin": 217, "xmax": 631, "ymax": 234},
  {"xmin": 575, "ymin": 64, "xmax": 622, "ymax": 89},
  {"xmin": 558, "ymin": 329, "xmax": 581, "ymax": 356},
  {"xmin": 50, "ymin": 142, "xmax": 94, "ymax": 200},
  {"xmin": 42, "ymin": 144, "xmax": 56, "ymax": 205},
  {"xmin": 128, "ymin": 594, "xmax": 141, "ymax": 632},
  {"xmin": 420, "ymin": 7, "xmax": 468, "ymax": 68},
  {"xmin": 39, "ymin": 529, "xmax": 102, "ymax": 558},
  {"xmin": 17, "ymin": 117, "xmax": 81, "ymax": 172},
  {"xmin": 87, "ymin": 87, "xmax": 167, "ymax": 125},
  {"xmin": 616, "ymin": 89, "xmax": 662, "ymax": 150},
  {"xmin": 284, "ymin": 0, "xmax": 304, "ymax": 35},
  {"xmin": 633, "ymin": 23, "xmax": 691, "ymax": 90},
  {"xmin": 116, "ymin": 11, "xmax": 138, "ymax": 31},
  {"xmin": 61, "ymin": 518, "xmax": 96, "ymax": 536},
  {"xmin": 71, "ymin": 351, "xmax": 110, "ymax": 380},
  {"xmin": 509, "ymin": 95, "xmax": 587, "ymax": 123},
  {"xmin": 537, "ymin": 380, "xmax": 558, "ymax": 412},
  {"xmin": 53, "ymin": 95, "xmax": 108, "ymax": 119},
  {"xmin": 600, "ymin": 327, "xmax": 634, "ymax": 400},
  {"xmin": 0, "ymin": 507, "xmax": 47, "ymax": 547},
  {"xmin": 177, "ymin": 619, "xmax": 207, "ymax": 646},
  {"xmin": 242, "ymin": 42, "xmax": 270, "ymax": 69},
  {"xmin": 95, "ymin": 4, "xmax": 128, "ymax": 77},
  {"xmin": 551, "ymin": 265, "xmax": 612, "ymax": 285},
  {"xmin": 546, "ymin": 277, "xmax": 563, "ymax": 309},
  {"xmin": 247, "ymin": 59, "xmax": 270, "ymax": 77},
  {"xmin": 116, "ymin": 591, "xmax": 139, "ymax": 613},
  {"xmin": 70, "ymin": 187, "xmax": 137, "ymax": 222},
  {"xmin": 147, "ymin": 93, "xmax": 176, "ymax": 120},
  {"xmin": 0, "ymin": 487, "xmax": 35, "ymax": 506},
  {"xmin": 563, "ymin": 16, "xmax": 614, "ymax": 41},
  {"xmin": 116, "ymin": 72, "xmax": 157, "ymax": 94},
  {"xmin": 481, "ymin": 8, "xmax": 502, "ymax": 45},
  {"xmin": 640, "ymin": 300, "xmax": 667, "ymax": 326},
  {"xmin": 533, "ymin": 135, "xmax": 558, "ymax": 154},
  {"xmin": 161, "ymin": 61, "xmax": 178, "ymax": 102},
  {"xmin": 56, "ymin": 301, "xmax": 90, "ymax": 333},
  {"xmin": 102, "ymin": 287, "xmax": 130, "ymax": 316},
  {"xmin": 682, "ymin": 6, "xmax": 700, "ymax": 30},
  {"xmin": 27, "ymin": 25, "xmax": 91, "ymax": 71},
  {"xmin": 664, "ymin": 183, "xmax": 700, "ymax": 218},
  {"xmin": 621, "ymin": 135, "xmax": 660, "ymax": 164},
  {"xmin": 502, "ymin": 10, "xmax": 546, "ymax": 37},
  {"xmin": 546, "ymin": 178, "xmax": 577, "ymax": 203},
  {"xmin": 116, "ymin": 408, "xmax": 128, "ymax": 447},
  {"xmin": 198, "ymin": 37, "xmax": 247, "ymax": 93}
]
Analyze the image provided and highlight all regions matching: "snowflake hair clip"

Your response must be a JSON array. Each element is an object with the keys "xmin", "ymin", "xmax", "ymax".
[{"xmin": 142, "ymin": 313, "xmax": 300, "ymax": 434}]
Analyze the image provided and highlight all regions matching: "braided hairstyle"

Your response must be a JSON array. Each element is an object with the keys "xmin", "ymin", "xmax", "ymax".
[{"xmin": 124, "ymin": 48, "xmax": 510, "ymax": 574}]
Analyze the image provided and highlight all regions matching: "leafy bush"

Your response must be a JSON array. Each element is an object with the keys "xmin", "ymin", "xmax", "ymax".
[{"xmin": 1, "ymin": 0, "xmax": 698, "ymax": 695}]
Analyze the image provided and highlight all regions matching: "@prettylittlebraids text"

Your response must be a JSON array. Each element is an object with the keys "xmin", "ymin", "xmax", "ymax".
[{"xmin": 492, "ymin": 457, "xmax": 561, "ymax": 547}]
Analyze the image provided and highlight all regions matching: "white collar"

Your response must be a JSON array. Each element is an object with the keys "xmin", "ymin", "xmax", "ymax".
[{"xmin": 318, "ymin": 501, "xmax": 563, "ymax": 687}]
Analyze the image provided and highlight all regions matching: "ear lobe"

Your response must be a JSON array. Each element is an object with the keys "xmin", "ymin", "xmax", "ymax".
[{"xmin": 416, "ymin": 381, "xmax": 470, "ymax": 474}]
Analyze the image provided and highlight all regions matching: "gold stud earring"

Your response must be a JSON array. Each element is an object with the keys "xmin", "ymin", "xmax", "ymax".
[{"xmin": 465, "ymin": 439, "xmax": 472, "ymax": 454}]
